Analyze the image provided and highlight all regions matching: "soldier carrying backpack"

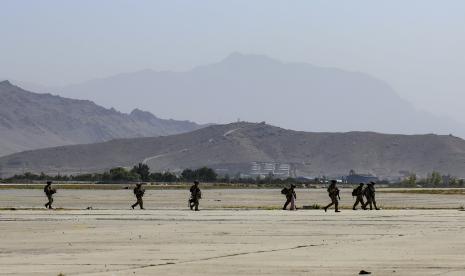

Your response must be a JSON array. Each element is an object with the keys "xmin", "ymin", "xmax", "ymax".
[
  {"xmin": 282, "ymin": 184, "xmax": 297, "ymax": 210},
  {"xmin": 189, "ymin": 181, "xmax": 202, "ymax": 211},
  {"xmin": 44, "ymin": 181, "xmax": 56, "ymax": 209},
  {"xmin": 131, "ymin": 183, "xmax": 145, "ymax": 210},
  {"xmin": 362, "ymin": 182, "xmax": 380, "ymax": 210},
  {"xmin": 352, "ymin": 183, "xmax": 365, "ymax": 210},
  {"xmin": 324, "ymin": 180, "xmax": 341, "ymax": 213}
]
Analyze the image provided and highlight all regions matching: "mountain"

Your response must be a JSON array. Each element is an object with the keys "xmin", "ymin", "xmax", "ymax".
[
  {"xmin": 1, "ymin": 122, "xmax": 465, "ymax": 180},
  {"xmin": 0, "ymin": 80, "xmax": 203, "ymax": 157},
  {"xmin": 54, "ymin": 52, "xmax": 465, "ymax": 137}
]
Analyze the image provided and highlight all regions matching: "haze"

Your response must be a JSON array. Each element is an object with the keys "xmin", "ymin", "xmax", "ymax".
[{"xmin": 1, "ymin": 0, "xmax": 464, "ymax": 125}]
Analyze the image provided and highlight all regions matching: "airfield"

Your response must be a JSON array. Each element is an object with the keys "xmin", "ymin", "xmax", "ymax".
[{"xmin": 1, "ymin": 188, "xmax": 465, "ymax": 275}]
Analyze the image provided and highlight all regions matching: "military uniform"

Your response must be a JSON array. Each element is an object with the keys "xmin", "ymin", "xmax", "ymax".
[
  {"xmin": 131, "ymin": 184, "xmax": 145, "ymax": 209},
  {"xmin": 189, "ymin": 181, "xmax": 201, "ymax": 211},
  {"xmin": 362, "ymin": 182, "xmax": 379, "ymax": 210},
  {"xmin": 282, "ymin": 185, "xmax": 297, "ymax": 210},
  {"xmin": 324, "ymin": 180, "xmax": 340, "ymax": 212},
  {"xmin": 352, "ymin": 183, "xmax": 365, "ymax": 210},
  {"xmin": 43, "ymin": 181, "xmax": 55, "ymax": 209}
]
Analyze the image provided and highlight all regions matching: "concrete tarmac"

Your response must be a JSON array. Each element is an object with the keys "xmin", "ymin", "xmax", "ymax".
[
  {"xmin": 1, "ymin": 189, "xmax": 465, "ymax": 275},
  {"xmin": 1, "ymin": 188, "xmax": 465, "ymax": 210},
  {"xmin": 1, "ymin": 209, "xmax": 465, "ymax": 276}
]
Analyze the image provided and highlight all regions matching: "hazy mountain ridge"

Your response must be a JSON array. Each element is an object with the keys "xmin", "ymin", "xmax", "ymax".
[
  {"xmin": 0, "ymin": 80, "xmax": 203, "ymax": 156},
  {"xmin": 1, "ymin": 122, "xmax": 465, "ymax": 179},
  {"xmin": 54, "ymin": 53, "xmax": 465, "ymax": 137}
]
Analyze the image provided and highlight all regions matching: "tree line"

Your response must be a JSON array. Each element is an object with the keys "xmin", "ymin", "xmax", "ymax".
[
  {"xmin": 0, "ymin": 164, "xmax": 217, "ymax": 183},
  {"xmin": 398, "ymin": 172, "xmax": 465, "ymax": 188},
  {"xmin": 0, "ymin": 163, "xmax": 310, "ymax": 185},
  {"xmin": 1, "ymin": 164, "xmax": 464, "ymax": 187}
]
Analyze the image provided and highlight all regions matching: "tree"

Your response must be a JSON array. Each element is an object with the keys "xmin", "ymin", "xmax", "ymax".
[
  {"xmin": 196, "ymin": 167, "xmax": 217, "ymax": 182},
  {"xmin": 181, "ymin": 169, "xmax": 194, "ymax": 181},
  {"xmin": 427, "ymin": 171, "xmax": 442, "ymax": 187},
  {"xmin": 109, "ymin": 167, "xmax": 139, "ymax": 182},
  {"xmin": 131, "ymin": 163, "xmax": 151, "ymax": 181},
  {"xmin": 181, "ymin": 167, "xmax": 217, "ymax": 182},
  {"xmin": 403, "ymin": 173, "xmax": 417, "ymax": 187}
]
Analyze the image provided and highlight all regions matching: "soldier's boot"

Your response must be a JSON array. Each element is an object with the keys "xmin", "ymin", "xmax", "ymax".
[
  {"xmin": 324, "ymin": 202, "xmax": 333, "ymax": 212},
  {"xmin": 373, "ymin": 201, "xmax": 380, "ymax": 210}
]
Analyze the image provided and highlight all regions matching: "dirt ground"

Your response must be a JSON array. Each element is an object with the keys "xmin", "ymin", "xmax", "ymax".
[{"xmin": 1, "ymin": 189, "xmax": 465, "ymax": 275}]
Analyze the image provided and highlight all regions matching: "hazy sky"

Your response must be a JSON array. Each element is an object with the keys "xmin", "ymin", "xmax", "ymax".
[{"xmin": 1, "ymin": 0, "xmax": 464, "ymax": 123}]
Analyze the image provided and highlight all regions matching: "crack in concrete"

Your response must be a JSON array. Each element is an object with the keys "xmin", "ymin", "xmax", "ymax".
[{"xmin": 74, "ymin": 243, "xmax": 326, "ymax": 275}]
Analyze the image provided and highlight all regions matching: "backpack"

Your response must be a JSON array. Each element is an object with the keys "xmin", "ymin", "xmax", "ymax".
[
  {"xmin": 352, "ymin": 188, "xmax": 357, "ymax": 197},
  {"xmin": 281, "ymin": 187, "xmax": 289, "ymax": 195}
]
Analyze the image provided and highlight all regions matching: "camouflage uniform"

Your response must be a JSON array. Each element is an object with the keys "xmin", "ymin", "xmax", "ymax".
[
  {"xmin": 324, "ymin": 180, "xmax": 340, "ymax": 212},
  {"xmin": 43, "ymin": 181, "xmax": 55, "ymax": 209},
  {"xmin": 283, "ymin": 185, "xmax": 297, "ymax": 210},
  {"xmin": 352, "ymin": 183, "xmax": 365, "ymax": 210},
  {"xmin": 189, "ymin": 181, "xmax": 201, "ymax": 211},
  {"xmin": 131, "ymin": 184, "xmax": 145, "ymax": 209},
  {"xmin": 362, "ymin": 182, "xmax": 379, "ymax": 210}
]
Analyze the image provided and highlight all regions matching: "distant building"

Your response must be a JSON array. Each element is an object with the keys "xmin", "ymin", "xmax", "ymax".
[
  {"xmin": 344, "ymin": 169, "xmax": 379, "ymax": 184},
  {"xmin": 249, "ymin": 162, "xmax": 291, "ymax": 179}
]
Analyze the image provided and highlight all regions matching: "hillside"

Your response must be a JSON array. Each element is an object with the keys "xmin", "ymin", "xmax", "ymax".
[
  {"xmin": 0, "ymin": 80, "xmax": 203, "ymax": 156},
  {"xmin": 49, "ymin": 53, "xmax": 465, "ymax": 137},
  {"xmin": 1, "ymin": 122, "xmax": 465, "ymax": 179}
]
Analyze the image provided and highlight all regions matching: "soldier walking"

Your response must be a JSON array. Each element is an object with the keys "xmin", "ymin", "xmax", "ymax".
[
  {"xmin": 131, "ymin": 183, "xmax": 145, "ymax": 209},
  {"xmin": 362, "ymin": 182, "xmax": 380, "ymax": 210},
  {"xmin": 324, "ymin": 180, "xmax": 341, "ymax": 213},
  {"xmin": 352, "ymin": 183, "xmax": 365, "ymax": 210},
  {"xmin": 282, "ymin": 184, "xmax": 297, "ymax": 210},
  {"xmin": 189, "ymin": 181, "xmax": 202, "ymax": 211},
  {"xmin": 44, "ymin": 181, "xmax": 56, "ymax": 209}
]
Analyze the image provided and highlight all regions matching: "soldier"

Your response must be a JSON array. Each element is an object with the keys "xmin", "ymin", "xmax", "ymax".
[
  {"xmin": 362, "ymin": 182, "xmax": 380, "ymax": 210},
  {"xmin": 352, "ymin": 183, "xmax": 365, "ymax": 210},
  {"xmin": 131, "ymin": 183, "xmax": 145, "ymax": 209},
  {"xmin": 189, "ymin": 180, "xmax": 202, "ymax": 211},
  {"xmin": 282, "ymin": 184, "xmax": 297, "ymax": 210},
  {"xmin": 43, "ymin": 181, "xmax": 56, "ymax": 209},
  {"xmin": 324, "ymin": 180, "xmax": 341, "ymax": 213}
]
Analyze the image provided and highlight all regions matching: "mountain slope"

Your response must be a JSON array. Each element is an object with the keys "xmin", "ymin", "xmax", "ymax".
[
  {"xmin": 0, "ymin": 80, "xmax": 203, "ymax": 156},
  {"xmin": 55, "ymin": 53, "xmax": 465, "ymax": 137},
  {"xmin": 1, "ymin": 122, "xmax": 465, "ymax": 179}
]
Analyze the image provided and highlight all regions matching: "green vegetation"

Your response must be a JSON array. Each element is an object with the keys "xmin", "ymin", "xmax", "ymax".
[
  {"xmin": 0, "ymin": 163, "xmax": 313, "ymax": 186},
  {"xmin": 0, "ymin": 164, "xmax": 190, "ymax": 184},
  {"xmin": 395, "ymin": 171, "xmax": 465, "ymax": 188},
  {"xmin": 381, "ymin": 189, "xmax": 465, "ymax": 195}
]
